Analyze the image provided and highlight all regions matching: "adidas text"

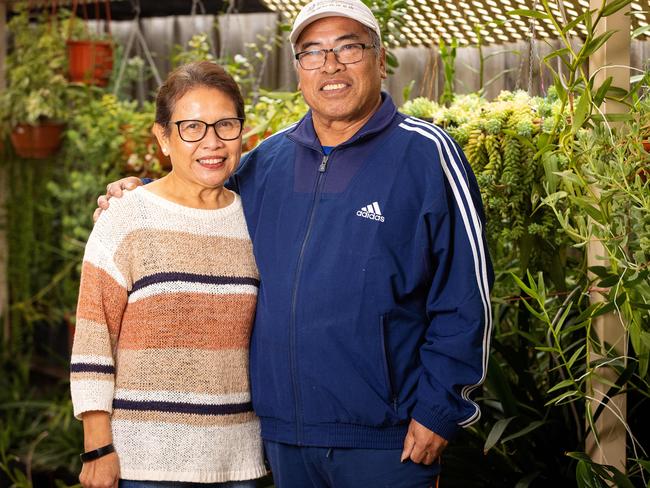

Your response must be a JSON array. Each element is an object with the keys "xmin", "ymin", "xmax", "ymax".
[{"xmin": 356, "ymin": 210, "xmax": 385, "ymax": 222}]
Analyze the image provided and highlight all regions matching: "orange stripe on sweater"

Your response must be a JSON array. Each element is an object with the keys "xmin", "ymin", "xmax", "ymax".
[
  {"xmin": 118, "ymin": 293, "xmax": 256, "ymax": 350},
  {"xmin": 76, "ymin": 262, "xmax": 127, "ymax": 337}
]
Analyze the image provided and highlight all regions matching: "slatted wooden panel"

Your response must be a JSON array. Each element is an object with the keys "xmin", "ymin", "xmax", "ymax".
[{"xmin": 263, "ymin": 0, "xmax": 650, "ymax": 45}]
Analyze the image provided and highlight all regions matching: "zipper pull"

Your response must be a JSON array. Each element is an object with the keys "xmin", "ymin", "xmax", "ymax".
[{"xmin": 319, "ymin": 155, "xmax": 329, "ymax": 173}]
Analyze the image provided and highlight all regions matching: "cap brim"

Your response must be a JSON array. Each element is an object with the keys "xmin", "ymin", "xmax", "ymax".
[{"xmin": 290, "ymin": 11, "xmax": 378, "ymax": 46}]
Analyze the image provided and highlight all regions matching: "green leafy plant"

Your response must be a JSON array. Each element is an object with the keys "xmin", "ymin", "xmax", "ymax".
[
  {"xmin": 362, "ymin": 0, "xmax": 408, "ymax": 74},
  {"xmin": 243, "ymin": 90, "xmax": 308, "ymax": 150},
  {"xmin": 171, "ymin": 33, "xmax": 216, "ymax": 67},
  {"xmin": 439, "ymin": 39, "xmax": 458, "ymax": 106},
  {"xmin": 0, "ymin": 2, "xmax": 72, "ymax": 130},
  {"xmin": 466, "ymin": 23, "xmax": 520, "ymax": 96}
]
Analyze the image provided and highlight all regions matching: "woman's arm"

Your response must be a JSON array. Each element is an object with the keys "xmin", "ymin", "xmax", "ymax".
[
  {"xmin": 71, "ymin": 218, "xmax": 129, "ymax": 487},
  {"xmin": 79, "ymin": 411, "xmax": 120, "ymax": 488}
]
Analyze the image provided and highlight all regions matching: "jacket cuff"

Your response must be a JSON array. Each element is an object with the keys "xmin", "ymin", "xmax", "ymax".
[{"xmin": 411, "ymin": 403, "xmax": 460, "ymax": 441}]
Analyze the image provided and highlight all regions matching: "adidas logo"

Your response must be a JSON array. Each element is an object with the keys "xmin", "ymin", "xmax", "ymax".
[{"xmin": 356, "ymin": 201, "xmax": 385, "ymax": 222}]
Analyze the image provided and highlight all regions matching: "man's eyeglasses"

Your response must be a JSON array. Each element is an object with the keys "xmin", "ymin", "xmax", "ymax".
[
  {"xmin": 294, "ymin": 43, "xmax": 375, "ymax": 70},
  {"xmin": 173, "ymin": 118, "xmax": 245, "ymax": 143}
]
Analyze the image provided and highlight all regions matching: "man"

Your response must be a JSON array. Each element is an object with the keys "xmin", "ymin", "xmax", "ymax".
[{"xmin": 97, "ymin": 1, "xmax": 493, "ymax": 485}]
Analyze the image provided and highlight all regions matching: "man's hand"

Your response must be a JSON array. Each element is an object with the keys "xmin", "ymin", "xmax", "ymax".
[
  {"xmin": 79, "ymin": 451, "xmax": 120, "ymax": 488},
  {"xmin": 93, "ymin": 177, "xmax": 142, "ymax": 223},
  {"xmin": 400, "ymin": 419, "xmax": 448, "ymax": 465}
]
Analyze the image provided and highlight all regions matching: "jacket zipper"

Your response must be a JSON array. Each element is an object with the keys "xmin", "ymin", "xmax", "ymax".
[{"xmin": 289, "ymin": 153, "xmax": 330, "ymax": 444}]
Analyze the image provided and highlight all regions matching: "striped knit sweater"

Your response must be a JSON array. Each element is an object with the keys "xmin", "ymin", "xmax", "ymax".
[{"xmin": 70, "ymin": 186, "xmax": 266, "ymax": 483}]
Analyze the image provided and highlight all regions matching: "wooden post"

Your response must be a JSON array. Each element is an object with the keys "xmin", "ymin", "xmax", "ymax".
[
  {"xmin": 0, "ymin": 0, "xmax": 9, "ymax": 345},
  {"xmin": 586, "ymin": 0, "xmax": 630, "ymax": 474}
]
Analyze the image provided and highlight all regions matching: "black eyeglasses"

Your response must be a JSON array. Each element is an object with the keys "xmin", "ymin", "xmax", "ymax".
[
  {"xmin": 294, "ymin": 43, "xmax": 375, "ymax": 70},
  {"xmin": 173, "ymin": 118, "xmax": 245, "ymax": 143}
]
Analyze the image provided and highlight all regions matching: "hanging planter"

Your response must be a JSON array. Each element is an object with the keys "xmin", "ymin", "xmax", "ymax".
[
  {"xmin": 67, "ymin": 0, "xmax": 114, "ymax": 86},
  {"xmin": 67, "ymin": 39, "xmax": 114, "ymax": 86},
  {"xmin": 10, "ymin": 122, "xmax": 65, "ymax": 159},
  {"xmin": 0, "ymin": 3, "xmax": 70, "ymax": 159}
]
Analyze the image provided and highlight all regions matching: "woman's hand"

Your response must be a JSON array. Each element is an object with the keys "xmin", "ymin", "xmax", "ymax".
[
  {"xmin": 79, "ymin": 451, "xmax": 120, "ymax": 488},
  {"xmin": 80, "ymin": 411, "xmax": 119, "ymax": 488},
  {"xmin": 93, "ymin": 176, "xmax": 143, "ymax": 223}
]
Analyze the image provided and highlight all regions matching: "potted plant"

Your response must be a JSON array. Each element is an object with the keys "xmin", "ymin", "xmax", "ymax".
[
  {"xmin": 0, "ymin": 3, "xmax": 71, "ymax": 159},
  {"xmin": 66, "ymin": 0, "xmax": 114, "ymax": 86}
]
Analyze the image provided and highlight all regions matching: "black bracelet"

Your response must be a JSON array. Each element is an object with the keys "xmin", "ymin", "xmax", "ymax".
[{"xmin": 80, "ymin": 443, "xmax": 115, "ymax": 463}]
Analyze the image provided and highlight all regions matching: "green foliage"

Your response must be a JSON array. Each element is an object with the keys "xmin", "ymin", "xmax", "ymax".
[
  {"xmin": 171, "ymin": 33, "xmax": 216, "ymax": 67},
  {"xmin": 220, "ymin": 28, "xmax": 286, "ymax": 99},
  {"xmin": 439, "ymin": 39, "xmax": 457, "ymax": 106},
  {"xmin": 0, "ymin": 2, "xmax": 72, "ymax": 129},
  {"xmin": 243, "ymin": 90, "xmax": 308, "ymax": 150},
  {"xmin": 361, "ymin": 0, "xmax": 408, "ymax": 73},
  {"xmin": 0, "ymin": 354, "xmax": 81, "ymax": 488},
  {"xmin": 401, "ymin": 84, "xmax": 649, "ymax": 487},
  {"xmin": 467, "ymin": 23, "xmax": 520, "ymax": 96},
  {"xmin": 400, "ymin": 97, "xmax": 436, "ymax": 119},
  {"xmin": 5, "ymin": 158, "xmax": 63, "ymax": 355},
  {"xmin": 541, "ymin": 124, "xmax": 650, "ymax": 378}
]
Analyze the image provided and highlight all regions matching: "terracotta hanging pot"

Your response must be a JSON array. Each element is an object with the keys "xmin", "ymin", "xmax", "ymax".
[
  {"xmin": 67, "ymin": 40, "xmax": 114, "ymax": 86},
  {"xmin": 10, "ymin": 122, "xmax": 65, "ymax": 159}
]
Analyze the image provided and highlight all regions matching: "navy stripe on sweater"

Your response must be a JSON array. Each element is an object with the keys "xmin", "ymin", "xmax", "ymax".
[
  {"xmin": 71, "ymin": 363, "xmax": 115, "ymax": 374},
  {"xmin": 130, "ymin": 272, "xmax": 260, "ymax": 294},
  {"xmin": 113, "ymin": 399, "xmax": 253, "ymax": 416}
]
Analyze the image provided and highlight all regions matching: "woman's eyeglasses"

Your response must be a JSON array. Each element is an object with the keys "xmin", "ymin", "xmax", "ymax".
[{"xmin": 173, "ymin": 118, "xmax": 245, "ymax": 143}]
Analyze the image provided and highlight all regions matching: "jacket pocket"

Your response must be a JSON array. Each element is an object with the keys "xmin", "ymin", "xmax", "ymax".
[{"xmin": 380, "ymin": 314, "xmax": 398, "ymax": 411}]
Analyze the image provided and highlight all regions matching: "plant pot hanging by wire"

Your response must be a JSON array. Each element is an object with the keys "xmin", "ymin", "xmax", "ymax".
[
  {"xmin": 67, "ymin": 0, "xmax": 114, "ymax": 86},
  {"xmin": 10, "ymin": 122, "xmax": 65, "ymax": 159}
]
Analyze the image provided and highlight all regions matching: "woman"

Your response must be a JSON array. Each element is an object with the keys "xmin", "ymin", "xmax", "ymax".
[{"xmin": 70, "ymin": 61, "xmax": 266, "ymax": 488}]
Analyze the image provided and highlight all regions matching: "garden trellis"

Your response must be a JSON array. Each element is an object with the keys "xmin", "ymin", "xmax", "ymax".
[{"xmin": 263, "ymin": 0, "xmax": 650, "ymax": 45}]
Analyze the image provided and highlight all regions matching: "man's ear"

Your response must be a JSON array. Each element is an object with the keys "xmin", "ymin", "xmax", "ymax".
[
  {"xmin": 294, "ymin": 61, "xmax": 302, "ymax": 91},
  {"xmin": 379, "ymin": 47, "xmax": 387, "ymax": 80},
  {"xmin": 152, "ymin": 123, "xmax": 170, "ymax": 156}
]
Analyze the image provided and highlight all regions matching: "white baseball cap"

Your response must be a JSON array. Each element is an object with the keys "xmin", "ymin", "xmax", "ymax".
[{"xmin": 289, "ymin": 0, "xmax": 381, "ymax": 46}]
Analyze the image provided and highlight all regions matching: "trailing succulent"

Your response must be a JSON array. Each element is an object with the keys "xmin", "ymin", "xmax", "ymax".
[{"xmin": 401, "ymin": 90, "xmax": 570, "ymax": 288}]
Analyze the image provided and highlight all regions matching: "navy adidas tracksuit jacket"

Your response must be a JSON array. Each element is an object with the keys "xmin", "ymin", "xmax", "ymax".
[{"xmin": 232, "ymin": 93, "xmax": 493, "ymax": 448}]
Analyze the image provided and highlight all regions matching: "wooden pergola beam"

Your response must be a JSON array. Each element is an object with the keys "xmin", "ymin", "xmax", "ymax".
[{"xmin": 586, "ymin": 0, "xmax": 630, "ymax": 475}]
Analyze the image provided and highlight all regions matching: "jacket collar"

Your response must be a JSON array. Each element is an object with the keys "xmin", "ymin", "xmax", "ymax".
[{"xmin": 287, "ymin": 92, "xmax": 397, "ymax": 151}]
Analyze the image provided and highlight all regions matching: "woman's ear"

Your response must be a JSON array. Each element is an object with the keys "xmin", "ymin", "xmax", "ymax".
[{"xmin": 152, "ymin": 123, "xmax": 170, "ymax": 156}]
